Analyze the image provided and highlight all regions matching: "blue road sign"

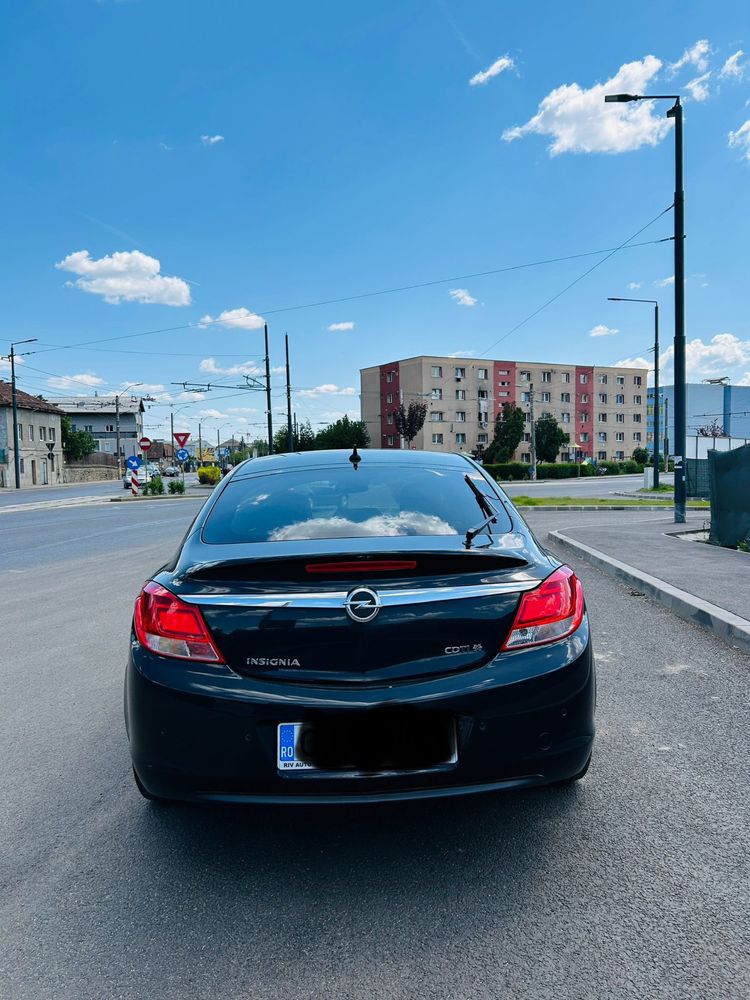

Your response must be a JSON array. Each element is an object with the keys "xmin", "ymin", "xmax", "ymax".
[
  {"xmin": 126, "ymin": 455, "xmax": 142, "ymax": 470},
  {"xmin": 176, "ymin": 448, "xmax": 189, "ymax": 463},
  {"xmin": 223, "ymin": 447, "xmax": 231, "ymax": 457}
]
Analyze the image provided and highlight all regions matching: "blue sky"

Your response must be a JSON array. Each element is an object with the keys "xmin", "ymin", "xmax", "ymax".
[{"xmin": 1, "ymin": 0, "xmax": 748, "ymax": 442}]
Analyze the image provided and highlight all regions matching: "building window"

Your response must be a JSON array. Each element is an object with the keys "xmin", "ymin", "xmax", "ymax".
[
  {"xmin": 615, "ymin": 394, "xmax": 625, "ymax": 404},
  {"xmin": 598, "ymin": 393, "xmax": 607, "ymax": 404},
  {"xmin": 84, "ymin": 424, "xmax": 93, "ymax": 432},
  {"xmin": 40, "ymin": 426, "xmax": 47, "ymax": 441},
  {"xmin": 105, "ymin": 424, "xmax": 114, "ymax": 432},
  {"xmin": 386, "ymin": 372, "xmax": 394, "ymax": 383},
  {"xmin": 598, "ymin": 432, "xmax": 607, "ymax": 443},
  {"xmin": 561, "ymin": 412, "xmax": 571, "ymax": 423},
  {"xmin": 521, "ymin": 391, "xmax": 531, "ymax": 402},
  {"xmin": 580, "ymin": 412, "xmax": 589, "ymax": 423},
  {"xmin": 561, "ymin": 392, "xmax": 571, "ymax": 403},
  {"xmin": 616, "ymin": 413, "xmax": 625, "ymax": 423},
  {"xmin": 519, "ymin": 370, "xmax": 531, "ymax": 382},
  {"xmin": 18, "ymin": 423, "xmax": 24, "ymax": 440},
  {"xmin": 522, "ymin": 453, "xmax": 531, "ymax": 463},
  {"xmin": 477, "ymin": 433, "xmax": 488, "ymax": 444},
  {"xmin": 499, "ymin": 380, "xmax": 510, "ymax": 387},
  {"xmin": 523, "ymin": 433, "xmax": 531, "ymax": 442},
  {"xmin": 616, "ymin": 451, "xmax": 625, "ymax": 460},
  {"xmin": 616, "ymin": 375, "xmax": 625, "ymax": 385},
  {"xmin": 561, "ymin": 452, "xmax": 571, "ymax": 462},
  {"xmin": 49, "ymin": 427, "xmax": 55, "ymax": 440},
  {"xmin": 580, "ymin": 393, "xmax": 589, "ymax": 404},
  {"xmin": 455, "ymin": 389, "xmax": 466, "ymax": 400},
  {"xmin": 542, "ymin": 371, "xmax": 552, "ymax": 383},
  {"xmin": 387, "ymin": 413, "xmax": 394, "ymax": 425},
  {"xmin": 454, "ymin": 367, "xmax": 466, "ymax": 379},
  {"xmin": 541, "ymin": 392, "xmax": 551, "ymax": 403},
  {"xmin": 561, "ymin": 372, "xmax": 571, "ymax": 383},
  {"xmin": 478, "ymin": 411, "xmax": 489, "ymax": 425},
  {"xmin": 634, "ymin": 394, "xmax": 642, "ymax": 405},
  {"xmin": 634, "ymin": 375, "xmax": 643, "ymax": 386},
  {"xmin": 430, "ymin": 411, "xmax": 443, "ymax": 422},
  {"xmin": 20, "ymin": 458, "xmax": 25, "ymax": 473},
  {"xmin": 431, "ymin": 366, "xmax": 442, "ymax": 378},
  {"xmin": 29, "ymin": 425, "xmax": 35, "ymax": 441},
  {"xmin": 525, "ymin": 412, "xmax": 531, "ymax": 423},
  {"xmin": 633, "ymin": 413, "xmax": 642, "ymax": 423},
  {"xmin": 386, "ymin": 393, "xmax": 393, "ymax": 404},
  {"xmin": 497, "ymin": 369, "xmax": 509, "ymax": 376},
  {"xmin": 598, "ymin": 374, "xmax": 608, "ymax": 384},
  {"xmin": 633, "ymin": 432, "xmax": 642, "ymax": 442},
  {"xmin": 387, "ymin": 435, "xmax": 395, "ymax": 446},
  {"xmin": 598, "ymin": 451, "xmax": 607, "ymax": 461},
  {"xmin": 478, "ymin": 389, "xmax": 488, "ymax": 400},
  {"xmin": 455, "ymin": 433, "xmax": 467, "ymax": 445},
  {"xmin": 455, "ymin": 411, "xmax": 466, "ymax": 422},
  {"xmin": 431, "ymin": 388, "xmax": 442, "ymax": 400},
  {"xmin": 598, "ymin": 413, "xmax": 608, "ymax": 423},
  {"xmin": 498, "ymin": 391, "xmax": 509, "ymax": 397},
  {"xmin": 477, "ymin": 368, "xmax": 488, "ymax": 380},
  {"xmin": 432, "ymin": 433, "xmax": 443, "ymax": 444},
  {"xmin": 580, "ymin": 432, "xmax": 589, "ymax": 443},
  {"xmin": 616, "ymin": 432, "xmax": 625, "ymax": 442},
  {"xmin": 580, "ymin": 373, "xmax": 589, "ymax": 384}
]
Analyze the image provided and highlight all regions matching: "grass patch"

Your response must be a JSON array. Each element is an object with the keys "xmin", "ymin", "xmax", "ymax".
[
  {"xmin": 512, "ymin": 495, "xmax": 710, "ymax": 508},
  {"xmin": 637, "ymin": 485, "xmax": 674, "ymax": 493}
]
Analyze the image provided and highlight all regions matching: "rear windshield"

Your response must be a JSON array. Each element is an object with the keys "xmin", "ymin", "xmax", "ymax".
[{"xmin": 202, "ymin": 465, "xmax": 512, "ymax": 544}]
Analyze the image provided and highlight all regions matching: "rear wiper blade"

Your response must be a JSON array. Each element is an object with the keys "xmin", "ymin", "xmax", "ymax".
[{"xmin": 463, "ymin": 474, "xmax": 498, "ymax": 549}]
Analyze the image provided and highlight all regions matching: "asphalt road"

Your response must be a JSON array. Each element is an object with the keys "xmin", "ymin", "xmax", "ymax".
[
  {"xmin": 0, "ymin": 473, "xmax": 199, "ymax": 508},
  {"xmin": 502, "ymin": 472, "xmax": 674, "ymax": 499},
  {"xmin": 1, "ymin": 501, "xmax": 747, "ymax": 999}
]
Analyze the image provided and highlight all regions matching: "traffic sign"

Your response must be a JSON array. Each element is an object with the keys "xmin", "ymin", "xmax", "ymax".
[
  {"xmin": 173, "ymin": 432, "xmax": 190, "ymax": 449},
  {"xmin": 175, "ymin": 448, "xmax": 189, "ymax": 463},
  {"xmin": 46, "ymin": 442, "xmax": 55, "ymax": 454},
  {"xmin": 223, "ymin": 447, "xmax": 231, "ymax": 457},
  {"xmin": 126, "ymin": 455, "xmax": 142, "ymax": 470},
  {"xmin": 139, "ymin": 436, "xmax": 152, "ymax": 451}
]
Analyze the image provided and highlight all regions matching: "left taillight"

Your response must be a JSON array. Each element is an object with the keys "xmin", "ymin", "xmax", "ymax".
[
  {"xmin": 502, "ymin": 565, "xmax": 585, "ymax": 651},
  {"xmin": 133, "ymin": 581, "xmax": 224, "ymax": 664}
]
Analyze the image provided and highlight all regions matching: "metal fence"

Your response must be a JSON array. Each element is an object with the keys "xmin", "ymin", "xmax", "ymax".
[{"xmin": 685, "ymin": 458, "xmax": 710, "ymax": 499}]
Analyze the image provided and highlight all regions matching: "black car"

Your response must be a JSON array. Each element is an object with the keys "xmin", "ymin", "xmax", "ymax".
[{"xmin": 125, "ymin": 449, "xmax": 594, "ymax": 803}]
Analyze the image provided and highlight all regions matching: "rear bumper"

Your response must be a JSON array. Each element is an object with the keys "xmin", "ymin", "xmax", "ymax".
[{"xmin": 125, "ymin": 623, "xmax": 595, "ymax": 803}]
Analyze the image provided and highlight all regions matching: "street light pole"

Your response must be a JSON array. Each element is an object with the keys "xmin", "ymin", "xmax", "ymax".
[
  {"xmin": 604, "ymin": 91, "xmax": 685, "ymax": 521},
  {"xmin": 8, "ymin": 338, "xmax": 37, "ymax": 489},
  {"xmin": 607, "ymin": 297, "xmax": 659, "ymax": 488},
  {"xmin": 115, "ymin": 382, "xmax": 142, "ymax": 479},
  {"xmin": 529, "ymin": 381, "xmax": 537, "ymax": 481}
]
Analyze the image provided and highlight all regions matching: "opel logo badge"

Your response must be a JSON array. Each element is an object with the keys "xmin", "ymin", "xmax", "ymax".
[{"xmin": 345, "ymin": 586, "xmax": 381, "ymax": 623}]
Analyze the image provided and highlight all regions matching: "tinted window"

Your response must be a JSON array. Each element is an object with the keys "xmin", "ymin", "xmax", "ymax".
[{"xmin": 202, "ymin": 465, "xmax": 511, "ymax": 544}]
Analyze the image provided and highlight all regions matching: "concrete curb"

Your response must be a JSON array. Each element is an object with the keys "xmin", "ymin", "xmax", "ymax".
[
  {"xmin": 109, "ymin": 494, "xmax": 204, "ymax": 503},
  {"xmin": 548, "ymin": 528, "xmax": 750, "ymax": 656},
  {"xmin": 518, "ymin": 504, "xmax": 708, "ymax": 512}
]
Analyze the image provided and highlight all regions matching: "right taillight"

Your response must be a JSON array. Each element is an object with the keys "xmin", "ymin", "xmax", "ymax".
[
  {"xmin": 502, "ymin": 566, "xmax": 585, "ymax": 651},
  {"xmin": 133, "ymin": 581, "xmax": 224, "ymax": 663}
]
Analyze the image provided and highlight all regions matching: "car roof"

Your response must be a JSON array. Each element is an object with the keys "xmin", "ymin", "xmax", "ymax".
[{"xmin": 231, "ymin": 449, "xmax": 477, "ymax": 479}]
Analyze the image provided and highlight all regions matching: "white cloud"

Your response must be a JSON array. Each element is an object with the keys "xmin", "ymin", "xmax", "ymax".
[
  {"xmin": 201, "ymin": 134, "xmax": 224, "ymax": 146},
  {"xmin": 655, "ymin": 275, "xmax": 675, "ymax": 287},
  {"xmin": 589, "ymin": 324, "xmax": 619, "ymax": 338},
  {"xmin": 55, "ymin": 250, "xmax": 191, "ymax": 306},
  {"xmin": 617, "ymin": 333, "xmax": 750, "ymax": 385},
  {"xmin": 199, "ymin": 307, "xmax": 265, "ymax": 330},
  {"xmin": 122, "ymin": 382, "xmax": 164, "ymax": 393},
  {"xmin": 503, "ymin": 55, "xmax": 671, "ymax": 155},
  {"xmin": 449, "ymin": 287, "xmax": 477, "ymax": 307},
  {"xmin": 226, "ymin": 406, "xmax": 259, "ymax": 414},
  {"xmin": 668, "ymin": 39, "xmax": 711, "ymax": 77},
  {"xmin": 199, "ymin": 357, "xmax": 263, "ymax": 377},
  {"xmin": 327, "ymin": 322, "xmax": 355, "ymax": 331},
  {"xmin": 447, "ymin": 350, "xmax": 477, "ymax": 357},
  {"xmin": 469, "ymin": 55, "xmax": 514, "ymax": 86},
  {"xmin": 297, "ymin": 384, "xmax": 358, "ymax": 398},
  {"xmin": 200, "ymin": 408, "xmax": 229, "ymax": 419},
  {"xmin": 0, "ymin": 355, "xmax": 24, "ymax": 372},
  {"xmin": 627, "ymin": 282, "xmax": 642, "ymax": 290},
  {"xmin": 728, "ymin": 119, "xmax": 750, "ymax": 161},
  {"xmin": 159, "ymin": 142, "xmax": 172, "ymax": 151},
  {"xmin": 720, "ymin": 50, "xmax": 745, "ymax": 80},
  {"xmin": 685, "ymin": 71, "xmax": 711, "ymax": 102},
  {"xmin": 177, "ymin": 391, "xmax": 205, "ymax": 401},
  {"xmin": 47, "ymin": 372, "xmax": 106, "ymax": 390}
]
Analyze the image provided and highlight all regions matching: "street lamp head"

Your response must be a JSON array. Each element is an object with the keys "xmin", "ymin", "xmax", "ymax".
[
  {"xmin": 12, "ymin": 338, "xmax": 38, "ymax": 347},
  {"xmin": 604, "ymin": 93, "xmax": 639, "ymax": 103}
]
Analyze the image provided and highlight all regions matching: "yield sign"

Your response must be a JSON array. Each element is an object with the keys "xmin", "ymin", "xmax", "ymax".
[{"xmin": 173, "ymin": 432, "xmax": 190, "ymax": 449}]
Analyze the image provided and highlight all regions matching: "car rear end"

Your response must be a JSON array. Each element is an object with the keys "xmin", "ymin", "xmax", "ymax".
[{"xmin": 125, "ymin": 453, "xmax": 594, "ymax": 802}]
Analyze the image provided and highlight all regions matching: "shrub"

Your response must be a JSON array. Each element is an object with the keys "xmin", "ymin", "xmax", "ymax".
[
  {"xmin": 621, "ymin": 460, "xmax": 641, "ymax": 473},
  {"xmin": 168, "ymin": 479, "xmax": 185, "ymax": 494},
  {"xmin": 198, "ymin": 465, "xmax": 221, "ymax": 485},
  {"xmin": 143, "ymin": 475, "xmax": 164, "ymax": 495},
  {"xmin": 597, "ymin": 460, "xmax": 622, "ymax": 476},
  {"xmin": 536, "ymin": 462, "xmax": 594, "ymax": 479},
  {"xmin": 483, "ymin": 462, "xmax": 530, "ymax": 481}
]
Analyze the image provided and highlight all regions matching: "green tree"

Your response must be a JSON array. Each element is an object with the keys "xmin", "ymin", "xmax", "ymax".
[
  {"xmin": 534, "ymin": 414, "xmax": 570, "ymax": 463},
  {"xmin": 393, "ymin": 400, "xmax": 428, "ymax": 445},
  {"xmin": 297, "ymin": 420, "xmax": 316, "ymax": 451},
  {"xmin": 632, "ymin": 446, "xmax": 649, "ymax": 465},
  {"xmin": 314, "ymin": 415, "xmax": 370, "ymax": 449},
  {"xmin": 60, "ymin": 414, "xmax": 97, "ymax": 461},
  {"xmin": 484, "ymin": 403, "xmax": 525, "ymax": 463}
]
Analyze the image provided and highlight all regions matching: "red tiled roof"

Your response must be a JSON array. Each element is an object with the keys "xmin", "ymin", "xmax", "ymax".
[{"xmin": 0, "ymin": 381, "xmax": 65, "ymax": 416}]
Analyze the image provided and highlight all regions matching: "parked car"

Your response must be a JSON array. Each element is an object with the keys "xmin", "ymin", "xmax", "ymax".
[
  {"xmin": 123, "ymin": 467, "xmax": 151, "ymax": 490},
  {"xmin": 162, "ymin": 466, "xmax": 179, "ymax": 477},
  {"xmin": 126, "ymin": 449, "xmax": 595, "ymax": 803}
]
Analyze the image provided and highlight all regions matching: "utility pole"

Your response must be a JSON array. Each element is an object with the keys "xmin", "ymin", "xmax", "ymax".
[
  {"xmin": 285, "ymin": 332, "xmax": 293, "ymax": 452},
  {"xmin": 264, "ymin": 323, "xmax": 274, "ymax": 454},
  {"xmin": 8, "ymin": 338, "xmax": 37, "ymax": 489},
  {"xmin": 217, "ymin": 427, "xmax": 220, "ymax": 465},
  {"xmin": 198, "ymin": 423, "xmax": 202, "ymax": 466},
  {"xmin": 115, "ymin": 393, "xmax": 121, "ymax": 478},
  {"xmin": 653, "ymin": 303, "xmax": 660, "ymax": 489},
  {"xmin": 664, "ymin": 396, "xmax": 670, "ymax": 474},
  {"xmin": 670, "ymin": 98, "xmax": 686, "ymax": 522},
  {"xmin": 170, "ymin": 409, "xmax": 175, "ymax": 464},
  {"xmin": 529, "ymin": 382, "xmax": 537, "ymax": 481}
]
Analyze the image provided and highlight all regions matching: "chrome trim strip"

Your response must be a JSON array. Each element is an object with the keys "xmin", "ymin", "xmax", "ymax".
[{"xmin": 180, "ymin": 580, "xmax": 539, "ymax": 609}]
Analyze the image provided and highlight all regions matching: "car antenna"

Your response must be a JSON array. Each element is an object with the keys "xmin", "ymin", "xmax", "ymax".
[{"xmin": 348, "ymin": 446, "xmax": 361, "ymax": 470}]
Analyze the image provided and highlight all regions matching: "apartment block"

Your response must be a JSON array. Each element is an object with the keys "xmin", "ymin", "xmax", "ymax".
[{"xmin": 360, "ymin": 355, "xmax": 647, "ymax": 462}]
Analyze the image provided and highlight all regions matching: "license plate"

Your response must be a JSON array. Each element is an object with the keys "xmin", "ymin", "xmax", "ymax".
[{"xmin": 276, "ymin": 717, "xmax": 457, "ymax": 773}]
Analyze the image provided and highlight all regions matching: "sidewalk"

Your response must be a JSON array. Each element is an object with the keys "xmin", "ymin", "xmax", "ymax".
[{"xmin": 542, "ymin": 512, "xmax": 750, "ymax": 655}]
